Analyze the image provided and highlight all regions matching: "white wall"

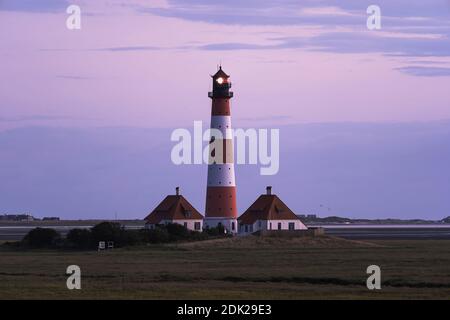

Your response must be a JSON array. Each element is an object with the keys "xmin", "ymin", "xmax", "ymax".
[
  {"xmin": 239, "ymin": 219, "xmax": 307, "ymax": 234},
  {"xmin": 267, "ymin": 220, "xmax": 307, "ymax": 231},
  {"xmin": 204, "ymin": 217, "xmax": 238, "ymax": 234}
]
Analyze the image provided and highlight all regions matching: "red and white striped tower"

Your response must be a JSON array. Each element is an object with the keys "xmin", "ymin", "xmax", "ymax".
[{"xmin": 204, "ymin": 66, "xmax": 238, "ymax": 234}]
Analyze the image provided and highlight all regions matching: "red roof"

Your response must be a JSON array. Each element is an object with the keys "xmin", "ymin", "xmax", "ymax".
[
  {"xmin": 238, "ymin": 194, "xmax": 302, "ymax": 225},
  {"xmin": 145, "ymin": 195, "xmax": 203, "ymax": 224}
]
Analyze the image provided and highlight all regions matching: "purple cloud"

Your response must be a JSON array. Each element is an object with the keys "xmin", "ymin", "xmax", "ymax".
[
  {"xmin": 396, "ymin": 66, "xmax": 450, "ymax": 77},
  {"xmin": 0, "ymin": 0, "xmax": 69, "ymax": 12}
]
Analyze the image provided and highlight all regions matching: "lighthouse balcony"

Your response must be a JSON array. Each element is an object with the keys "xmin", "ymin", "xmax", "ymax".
[{"xmin": 208, "ymin": 91, "xmax": 234, "ymax": 98}]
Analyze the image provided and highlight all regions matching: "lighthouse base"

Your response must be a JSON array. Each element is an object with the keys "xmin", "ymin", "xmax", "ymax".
[{"xmin": 204, "ymin": 217, "xmax": 238, "ymax": 235}]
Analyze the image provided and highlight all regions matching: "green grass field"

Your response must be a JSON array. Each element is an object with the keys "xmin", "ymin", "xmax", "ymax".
[{"xmin": 1, "ymin": 236, "xmax": 450, "ymax": 299}]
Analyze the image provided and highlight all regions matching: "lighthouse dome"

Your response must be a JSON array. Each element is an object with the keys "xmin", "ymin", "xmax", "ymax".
[{"xmin": 212, "ymin": 66, "xmax": 230, "ymax": 80}]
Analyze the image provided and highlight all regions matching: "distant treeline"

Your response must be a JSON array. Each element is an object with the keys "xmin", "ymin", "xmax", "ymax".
[
  {"xmin": 3, "ymin": 222, "xmax": 228, "ymax": 250},
  {"xmin": 300, "ymin": 215, "xmax": 450, "ymax": 224}
]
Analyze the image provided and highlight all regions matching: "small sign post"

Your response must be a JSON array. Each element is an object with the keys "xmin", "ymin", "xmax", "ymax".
[{"xmin": 98, "ymin": 241, "xmax": 106, "ymax": 251}]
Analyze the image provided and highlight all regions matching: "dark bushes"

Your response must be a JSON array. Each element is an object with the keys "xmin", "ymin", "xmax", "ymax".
[
  {"xmin": 204, "ymin": 224, "xmax": 226, "ymax": 236},
  {"xmin": 141, "ymin": 223, "xmax": 212, "ymax": 243},
  {"xmin": 91, "ymin": 222, "xmax": 123, "ymax": 245},
  {"xmin": 22, "ymin": 228, "xmax": 61, "ymax": 248},
  {"xmin": 142, "ymin": 227, "xmax": 170, "ymax": 244},
  {"xmin": 18, "ymin": 222, "xmax": 227, "ymax": 250},
  {"xmin": 66, "ymin": 228, "xmax": 92, "ymax": 249},
  {"xmin": 166, "ymin": 223, "xmax": 190, "ymax": 240}
]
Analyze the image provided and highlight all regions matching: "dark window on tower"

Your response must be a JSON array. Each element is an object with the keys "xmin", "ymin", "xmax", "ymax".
[{"xmin": 232, "ymin": 222, "xmax": 235, "ymax": 231}]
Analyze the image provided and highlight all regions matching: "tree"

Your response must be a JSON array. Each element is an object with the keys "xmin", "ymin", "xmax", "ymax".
[
  {"xmin": 142, "ymin": 227, "xmax": 170, "ymax": 244},
  {"xmin": 22, "ymin": 228, "xmax": 61, "ymax": 248},
  {"xmin": 66, "ymin": 228, "xmax": 92, "ymax": 249},
  {"xmin": 166, "ymin": 223, "xmax": 190, "ymax": 240},
  {"xmin": 91, "ymin": 222, "xmax": 123, "ymax": 245},
  {"xmin": 121, "ymin": 229, "xmax": 145, "ymax": 246}
]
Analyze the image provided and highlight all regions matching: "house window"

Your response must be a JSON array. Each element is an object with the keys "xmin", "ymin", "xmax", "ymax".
[
  {"xmin": 245, "ymin": 225, "xmax": 248, "ymax": 232},
  {"xmin": 231, "ymin": 222, "xmax": 235, "ymax": 231},
  {"xmin": 278, "ymin": 222, "xmax": 282, "ymax": 230},
  {"xmin": 269, "ymin": 222, "xmax": 272, "ymax": 230},
  {"xmin": 182, "ymin": 208, "xmax": 192, "ymax": 218},
  {"xmin": 184, "ymin": 222, "xmax": 188, "ymax": 229},
  {"xmin": 194, "ymin": 222, "xmax": 201, "ymax": 230},
  {"xmin": 289, "ymin": 222, "xmax": 295, "ymax": 230}
]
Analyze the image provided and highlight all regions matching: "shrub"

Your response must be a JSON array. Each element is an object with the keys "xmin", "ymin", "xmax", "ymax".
[
  {"xmin": 66, "ymin": 228, "xmax": 93, "ymax": 249},
  {"xmin": 204, "ymin": 224, "xmax": 226, "ymax": 236},
  {"xmin": 22, "ymin": 228, "xmax": 61, "ymax": 248},
  {"xmin": 91, "ymin": 222, "xmax": 123, "ymax": 245},
  {"xmin": 166, "ymin": 223, "xmax": 190, "ymax": 241},
  {"xmin": 143, "ymin": 227, "xmax": 170, "ymax": 244},
  {"xmin": 120, "ymin": 229, "xmax": 145, "ymax": 246},
  {"xmin": 188, "ymin": 230, "xmax": 210, "ymax": 241}
]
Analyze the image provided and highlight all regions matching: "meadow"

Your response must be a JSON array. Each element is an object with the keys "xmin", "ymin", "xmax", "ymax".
[{"xmin": 1, "ymin": 236, "xmax": 450, "ymax": 299}]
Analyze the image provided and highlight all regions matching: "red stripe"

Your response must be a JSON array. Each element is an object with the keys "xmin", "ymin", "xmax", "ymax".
[
  {"xmin": 205, "ymin": 186, "xmax": 237, "ymax": 218},
  {"xmin": 211, "ymin": 98, "xmax": 231, "ymax": 116}
]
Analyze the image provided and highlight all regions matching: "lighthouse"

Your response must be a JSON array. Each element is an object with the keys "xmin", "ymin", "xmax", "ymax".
[{"xmin": 204, "ymin": 66, "xmax": 238, "ymax": 234}]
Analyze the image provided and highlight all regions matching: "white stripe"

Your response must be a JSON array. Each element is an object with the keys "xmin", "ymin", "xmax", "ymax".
[
  {"xmin": 207, "ymin": 163, "xmax": 236, "ymax": 187},
  {"xmin": 210, "ymin": 115, "xmax": 233, "ymax": 139}
]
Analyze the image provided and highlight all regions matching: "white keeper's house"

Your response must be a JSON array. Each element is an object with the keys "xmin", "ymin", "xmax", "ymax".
[
  {"xmin": 238, "ymin": 186, "xmax": 308, "ymax": 234},
  {"xmin": 145, "ymin": 187, "xmax": 203, "ymax": 231}
]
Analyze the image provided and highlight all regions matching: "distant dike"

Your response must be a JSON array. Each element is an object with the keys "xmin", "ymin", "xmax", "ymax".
[{"xmin": 298, "ymin": 215, "xmax": 450, "ymax": 225}]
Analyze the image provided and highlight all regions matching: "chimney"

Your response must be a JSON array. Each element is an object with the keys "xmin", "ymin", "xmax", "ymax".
[
  {"xmin": 176, "ymin": 187, "xmax": 180, "ymax": 196},
  {"xmin": 266, "ymin": 186, "xmax": 272, "ymax": 195}
]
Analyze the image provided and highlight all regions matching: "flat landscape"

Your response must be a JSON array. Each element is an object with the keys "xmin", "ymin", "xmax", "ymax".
[{"xmin": 1, "ymin": 236, "xmax": 450, "ymax": 299}]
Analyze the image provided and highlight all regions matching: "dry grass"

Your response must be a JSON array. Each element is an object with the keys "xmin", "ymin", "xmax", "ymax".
[
  {"xmin": 176, "ymin": 235, "xmax": 383, "ymax": 249},
  {"xmin": 1, "ymin": 236, "xmax": 450, "ymax": 299}
]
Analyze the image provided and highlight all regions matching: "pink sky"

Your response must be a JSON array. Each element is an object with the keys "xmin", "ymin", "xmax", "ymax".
[
  {"xmin": 0, "ymin": 1, "xmax": 450, "ymax": 219},
  {"xmin": 1, "ymin": 0, "xmax": 450, "ymax": 131}
]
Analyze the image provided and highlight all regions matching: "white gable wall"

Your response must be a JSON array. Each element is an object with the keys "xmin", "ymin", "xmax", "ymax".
[
  {"xmin": 267, "ymin": 219, "xmax": 307, "ymax": 231},
  {"xmin": 239, "ymin": 219, "xmax": 307, "ymax": 234}
]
